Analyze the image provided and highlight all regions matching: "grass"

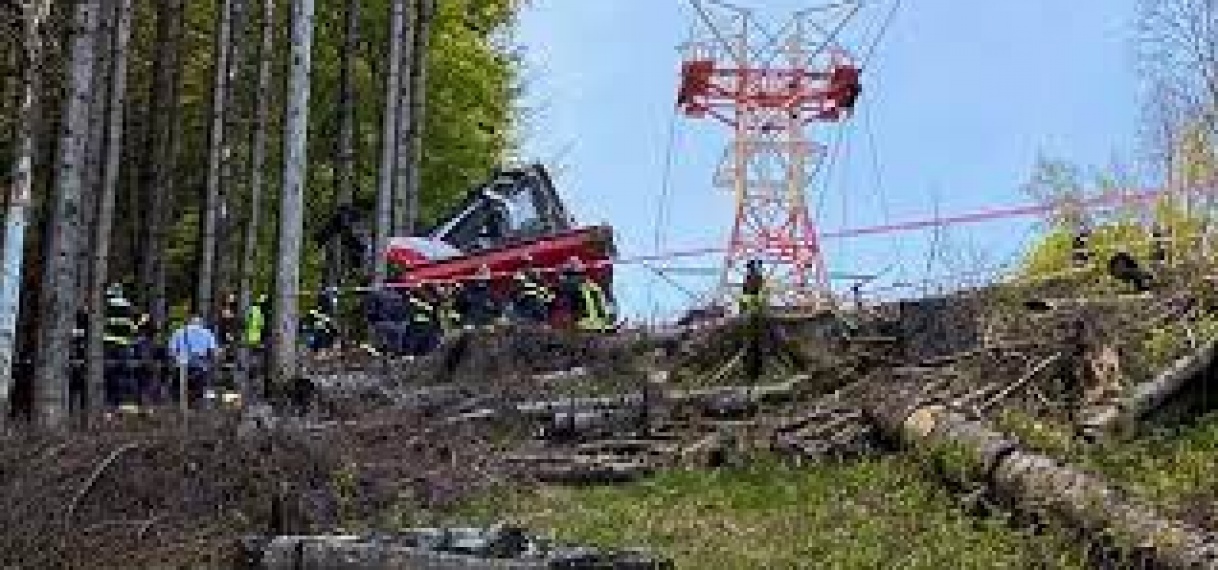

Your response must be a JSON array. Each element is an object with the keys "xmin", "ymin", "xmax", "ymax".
[{"xmin": 441, "ymin": 457, "xmax": 1085, "ymax": 569}]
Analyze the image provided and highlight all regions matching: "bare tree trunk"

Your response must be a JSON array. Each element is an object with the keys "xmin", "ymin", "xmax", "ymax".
[
  {"xmin": 34, "ymin": 0, "xmax": 101, "ymax": 430},
  {"xmin": 215, "ymin": 0, "xmax": 249, "ymax": 322},
  {"xmin": 150, "ymin": 0, "xmax": 186, "ymax": 339},
  {"xmin": 271, "ymin": 0, "xmax": 315, "ymax": 385},
  {"xmin": 199, "ymin": 0, "xmax": 235, "ymax": 323},
  {"xmin": 373, "ymin": 0, "xmax": 406, "ymax": 285},
  {"xmin": 331, "ymin": 0, "xmax": 360, "ymax": 288},
  {"xmin": 401, "ymin": 0, "xmax": 436, "ymax": 235},
  {"xmin": 0, "ymin": 0, "xmax": 53, "ymax": 426},
  {"xmin": 237, "ymin": 0, "xmax": 275, "ymax": 400},
  {"xmin": 85, "ymin": 0, "xmax": 134, "ymax": 417},
  {"xmin": 391, "ymin": 0, "xmax": 418, "ymax": 237},
  {"xmin": 79, "ymin": 0, "xmax": 115, "ymax": 303},
  {"xmin": 140, "ymin": 0, "xmax": 184, "ymax": 334}
]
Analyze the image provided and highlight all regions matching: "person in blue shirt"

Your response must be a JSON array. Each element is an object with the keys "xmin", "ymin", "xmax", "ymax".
[{"xmin": 168, "ymin": 316, "xmax": 219, "ymax": 406}]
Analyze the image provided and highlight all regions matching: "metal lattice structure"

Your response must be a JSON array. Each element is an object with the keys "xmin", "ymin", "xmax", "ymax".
[{"xmin": 677, "ymin": 0, "xmax": 865, "ymax": 310}]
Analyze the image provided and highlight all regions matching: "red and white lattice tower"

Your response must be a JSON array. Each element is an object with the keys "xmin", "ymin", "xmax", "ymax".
[{"xmin": 677, "ymin": 1, "xmax": 864, "ymax": 309}]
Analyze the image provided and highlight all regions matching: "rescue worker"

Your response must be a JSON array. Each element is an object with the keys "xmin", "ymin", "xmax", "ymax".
[
  {"xmin": 245, "ymin": 294, "xmax": 268, "ymax": 349},
  {"xmin": 510, "ymin": 254, "xmax": 554, "ymax": 325},
  {"xmin": 740, "ymin": 260, "xmax": 768, "ymax": 382},
  {"xmin": 363, "ymin": 286, "xmax": 411, "ymax": 354},
  {"xmin": 1071, "ymin": 227, "xmax": 1092, "ymax": 268},
  {"xmin": 1150, "ymin": 225, "xmax": 1169, "ymax": 267},
  {"xmin": 70, "ymin": 306, "xmax": 88, "ymax": 414},
  {"xmin": 558, "ymin": 257, "xmax": 613, "ymax": 332},
  {"xmin": 457, "ymin": 265, "xmax": 502, "ymax": 329},
  {"xmin": 218, "ymin": 292, "xmax": 239, "ymax": 348},
  {"xmin": 103, "ymin": 283, "xmax": 140, "ymax": 411},
  {"xmin": 302, "ymin": 297, "xmax": 339, "ymax": 355},
  {"xmin": 434, "ymin": 282, "xmax": 463, "ymax": 333},
  {"xmin": 402, "ymin": 281, "xmax": 441, "ymax": 356}
]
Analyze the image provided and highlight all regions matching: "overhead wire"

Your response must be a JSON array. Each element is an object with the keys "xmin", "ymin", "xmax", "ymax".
[{"xmin": 647, "ymin": 103, "xmax": 684, "ymax": 321}]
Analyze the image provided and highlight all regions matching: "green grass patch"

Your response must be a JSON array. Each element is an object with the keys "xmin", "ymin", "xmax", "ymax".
[{"xmin": 441, "ymin": 458, "xmax": 1084, "ymax": 569}]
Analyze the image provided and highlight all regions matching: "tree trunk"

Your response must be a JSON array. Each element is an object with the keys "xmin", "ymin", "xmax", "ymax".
[
  {"xmin": 85, "ymin": 0, "xmax": 134, "ymax": 417},
  {"xmin": 150, "ymin": 0, "xmax": 186, "ymax": 340},
  {"xmin": 79, "ymin": 0, "xmax": 115, "ymax": 303},
  {"xmin": 331, "ymin": 0, "xmax": 360, "ymax": 288},
  {"xmin": 401, "ymin": 0, "xmax": 436, "ymax": 236},
  {"xmin": 0, "ymin": 0, "xmax": 53, "ymax": 426},
  {"xmin": 271, "ymin": 0, "xmax": 316, "ymax": 385},
  {"xmin": 373, "ymin": 0, "xmax": 406, "ymax": 285},
  {"xmin": 140, "ymin": 0, "xmax": 185, "ymax": 336},
  {"xmin": 237, "ymin": 0, "xmax": 276, "ymax": 400},
  {"xmin": 391, "ymin": 0, "xmax": 418, "ymax": 238},
  {"xmin": 199, "ymin": 0, "xmax": 235, "ymax": 324},
  {"xmin": 215, "ymin": 0, "xmax": 249, "ymax": 322},
  {"xmin": 33, "ymin": 0, "xmax": 101, "ymax": 430}
]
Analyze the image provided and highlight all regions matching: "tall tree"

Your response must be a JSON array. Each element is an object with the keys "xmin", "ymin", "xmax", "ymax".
[
  {"xmin": 140, "ymin": 0, "xmax": 186, "ymax": 337},
  {"xmin": 237, "ymin": 0, "xmax": 275, "ymax": 398},
  {"xmin": 199, "ymin": 0, "xmax": 235, "ymax": 323},
  {"xmin": 33, "ymin": 0, "xmax": 101, "ymax": 429},
  {"xmin": 214, "ymin": 0, "xmax": 249, "ymax": 313},
  {"xmin": 78, "ymin": 0, "xmax": 115, "ymax": 302},
  {"xmin": 331, "ymin": 0, "xmax": 360, "ymax": 287},
  {"xmin": 401, "ymin": 0, "xmax": 437, "ymax": 235},
  {"xmin": 271, "ymin": 0, "xmax": 316, "ymax": 384},
  {"xmin": 0, "ymin": 0, "xmax": 54, "ymax": 425},
  {"xmin": 391, "ymin": 0, "xmax": 418, "ymax": 238},
  {"xmin": 85, "ymin": 0, "xmax": 134, "ymax": 416},
  {"xmin": 373, "ymin": 0, "xmax": 406, "ymax": 285}
]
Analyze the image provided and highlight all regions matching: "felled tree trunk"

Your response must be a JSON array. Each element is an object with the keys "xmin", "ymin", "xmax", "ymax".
[{"xmin": 865, "ymin": 388, "xmax": 1218, "ymax": 569}]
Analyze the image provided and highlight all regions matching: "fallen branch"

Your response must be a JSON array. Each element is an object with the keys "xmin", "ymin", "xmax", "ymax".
[
  {"xmin": 67, "ymin": 442, "xmax": 142, "ymax": 524},
  {"xmin": 974, "ymin": 352, "xmax": 1063, "ymax": 414}
]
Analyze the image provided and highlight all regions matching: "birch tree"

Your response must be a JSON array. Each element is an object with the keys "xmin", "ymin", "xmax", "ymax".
[
  {"xmin": 237, "ymin": 0, "xmax": 275, "ymax": 398},
  {"xmin": 33, "ymin": 0, "xmax": 101, "ymax": 429},
  {"xmin": 85, "ymin": 0, "xmax": 134, "ymax": 414},
  {"xmin": 199, "ymin": 0, "xmax": 235, "ymax": 323},
  {"xmin": 0, "ymin": 0, "xmax": 53, "ymax": 426},
  {"xmin": 373, "ymin": 0, "xmax": 406, "ymax": 285},
  {"xmin": 271, "ymin": 0, "xmax": 316, "ymax": 385}
]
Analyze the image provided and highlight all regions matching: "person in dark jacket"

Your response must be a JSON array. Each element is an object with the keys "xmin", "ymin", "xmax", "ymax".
[
  {"xmin": 556, "ymin": 257, "xmax": 612, "ymax": 332},
  {"xmin": 457, "ymin": 265, "xmax": 502, "ymax": 329},
  {"xmin": 103, "ymin": 283, "xmax": 139, "ymax": 409},
  {"xmin": 402, "ymin": 283, "xmax": 441, "ymax": 356},
  {"xmin": 364, "ymin": 287, "xmax": 410, "ymax": 354},
  {"xmin": 510, "ymin": 254, "xmax": 553, "ymax": 325}
]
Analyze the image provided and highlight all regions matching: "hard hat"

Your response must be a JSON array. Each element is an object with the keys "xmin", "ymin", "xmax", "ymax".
[{"xmin": 106, "ymin": 283, "xmax": 123, "ymax": 298}]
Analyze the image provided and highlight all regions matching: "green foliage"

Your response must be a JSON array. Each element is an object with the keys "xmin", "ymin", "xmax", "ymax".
[{"xmin": 446, "ymin": 459, "xmax": 1085, "ymax": 568}]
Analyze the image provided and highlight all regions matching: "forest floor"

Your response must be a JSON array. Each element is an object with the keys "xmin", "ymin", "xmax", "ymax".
[{"xmin": 2, "ymin": 270, "xmax": 1217, "ymax": 568}]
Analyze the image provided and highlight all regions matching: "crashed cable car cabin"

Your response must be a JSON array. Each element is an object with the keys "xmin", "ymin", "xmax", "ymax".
[{"xmin": 385, "ymin": 164, "xmax": 616, "ymax": 292}]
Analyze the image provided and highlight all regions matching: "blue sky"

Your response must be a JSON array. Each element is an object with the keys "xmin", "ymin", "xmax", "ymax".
[{"xmin": 516, "ymin": 0, "xmax": 1145, "ymax": 320}]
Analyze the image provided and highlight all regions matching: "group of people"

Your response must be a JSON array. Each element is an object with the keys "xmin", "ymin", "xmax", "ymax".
[
  {"xmin": 362, "ymin": 255, "xmax": 615, "ymax": 356},
  {"xmin": 66, "ymin": 254, "xmax": 616, "ymax": 411},
  {"xmin": 69, "ymin": 285, "xmax": 272, "ymax": 413}
]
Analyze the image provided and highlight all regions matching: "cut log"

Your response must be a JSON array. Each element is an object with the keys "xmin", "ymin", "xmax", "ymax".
[{"xmin": 864, "ymin": 390, "xmax": 1218, "ymax": 569}]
